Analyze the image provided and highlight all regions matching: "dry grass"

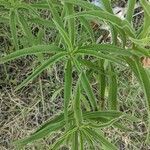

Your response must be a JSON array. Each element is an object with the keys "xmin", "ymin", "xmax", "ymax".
[{"xmin": 0, "ymin": 0, "xmax": 150, "ymax": 149}]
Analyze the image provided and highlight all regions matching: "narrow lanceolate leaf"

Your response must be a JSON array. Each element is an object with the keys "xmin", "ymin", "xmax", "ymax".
[
  {"xmin": 125, "ymin": 57, "xmax": 150, "ymax": 141},
  {"xmin": 14, "ymin": 120, "xmax": 65, "ymax": 148},
  {"xmin": 79, "ymin": 17, "xmax": 95, "ymax": 42},
  {"xmin": 82, "ymin": 129, "xmax": 95, "ymax": 150},
  {"xmin": 17, "ymin": 3, "xmax": 39, "ymax": 17},
  {"xmin": 17, "ymin": 13, "xmax": 34, "ymax": 45},
  {"xmin": 51, "ymin": 127, "xmax": 77, "ymax": 150},
  {"xmin": 80, "ymin": 44, "xmax": 136, "ymax": 57},
  {"xmin": 126, "ymin": 0, "xmax": 136, "ymax": 24},
  {"xmin": 0, "ymin": 16, "xmax": 9, "ymax": 23},
  {"xmin": 72, "ymin": 131, "xmax": 78, "ymax": 150},
  {"xmin": 53, "ymin": 20, "xmax": 73, "ymax": 51},
  {"xmin": 15, "ymin": 52, "xmax": 66, "ymax": 91},
  {"xmin": 73, "ymin": 80, "xmax": 82, "ymax": 126},
  {"xmin": 46, "ymin": 0, "xmax": 63, "ymax": 27},
  {"xmin": 0, "ymin": 45, "xmax": 64, "ymax": 64},
  {"xmin": 66, "ymin": 10, "xmax": 135, "ymax": 37},
  {"xmin": 73, "ymin": 59, "xmax": 97, "ymax": 110},
  {"xmin": 108, "ymin": 64, "xmax": 118, "ymax": 110},
  {"xmin": 85, "ymin": 128, "xmax": 117, "ymax": 150},
  {"xmin": 97, "ymin": 60, "xmax": 106, "ymax": 110},
  {"xmin": 83, "ymin": 111, "xmax": 122, "ymax": 119},
  {"xmin": 101, "ymin": 0, "xmax": 118, "ymax": 45},
  {"xmin": 65, "ymin": 3, "xmax": 75, "ymax": 45},
  {"xmin": 64, "ymin": 60, "xmax": 72, "ymax": 129},
  {"xmin": 138, "ymin": 0, "xmax": 150, "ymax": 38},
  {"xmin": 101, "ymin": 0, "xmax": 113, "ymax": 13},
  {"xmin": 28, "ymin": 17, "xmax": 54, "ymax": 28},
  {"xmin": 140, "ymin": 0, "xmax": 150, "ymax": 16},
  {"xmin": 63, "ymin": 0, "xmax": 103, "ymax": 11},
  {"xmin": 76, "ymin": 49, "xmax": 124, "ymax": 65},
  {"xmin": 34, "ymin": 112, "xmax": 66, "ymax": 134},
  {"xmin": 10, "ymin": 10, "xmax": 19, "ymax": 50},
  {"xmin": 81, "ymin": 71, "xmax": 98, "ymax": 111},
  {"xmin": 134, "ymin": 59, "xmax": 150, "ymax": 142}
]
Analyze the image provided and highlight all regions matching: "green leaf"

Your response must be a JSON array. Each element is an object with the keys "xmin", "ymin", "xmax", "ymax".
[
  {"xmin": 66, "ymin": 10, "xmax": 135, "ymax": 37},
  {"xmin": 46, "ymin": 0, "xmax": 63, "ymax": 27},
  {"xmin": 73, "ymin": 79, "xmax": 82, "ymax": 126},
  {"xmin": 9, "ymin": 9, "xmax": 19, "ymax": 50},
  {"xmin": 76, "ymin": 49, "xmax": 124, "ymax": 65},
  {"xmin": 72, "ymin": 131, "xmax": 78, "ymax": 150},
  {"xmin": 80, "ymin": 44, "xmax": 137, "ymax": 57},
  {"xmin": 0, "ymin": 45, "xmax": 65, "ymax": 64},
  {"xmin": 130, "ymin": 37, "xmax": 150, "ymax": 47},
  {"xmin": 97, "ymin": 60, "xmax": 106, "ymax": 110},
  {"xmin": 85, "ymin": 128, "xmax": 117, "ymax": 150},
  {"xmin": 138, "ymin": 1, "xmax": 150, "ymax": 38},
  {"xmin": 80, "ymin": 71, "xmax": 98, "ymax": 111},
  {"xmin": 87, "ymin": 116, "xmax": 122, "ymax": 128},
  {"xmin": 140, "ymin": 0, "xmax": 150, "ymax": 16},
  {"xmin": 64, "ymin": 60, "xmax": 72, "ymax": 129},
  {"xmin": 134, "ymin": 59, "xmax": 150, "ymax": 142},
  {"xmin": 28, "ymin": 17, "xmax": 54, "ymax": 28},
  {"xmin": 51, "ymin": 126, "xmax": 78, "ymax": 150},
  {"xmin": 15, "ymin": 52, "xmax": 66, "ymax": 91},
  {"xmin": 53, "ymin": 19, "xmax": 73, "ymax": 51},
  {"xmin": 72, "ymin": 58, "xmax": 97, "ymax": 110},
  {"xmin": 83, "ymin": 111, "xmax": 122, "ymax": 119},
  {"xmin": 81, "ymin": 129, "xmax": 95, "ymax": 150},
  {"xmin": 65, "ymin": 2, "xmax": 75, "ymax": 45},
  {"xmin": 14, "ymin": 120, "xmax": 65, "ymax": 148},
  {"xmin": 126, "ymin": 0, "xmax": 136, "ymax": 23},
  {"xmin": 108, "ymin": 64, "xmax": 118, "ymax": 110},
  {"xmin": 101, "ymin": 0, "xmax": 113, "ymax": 13},
  {"xmin": 17, "ymin": 3, "xmax": 39, "ymax": 16},
  {"xmin": 63, "ymin": 0, "xmax": 103, "ymax": 11},
  {"xmin": 79, "ymin": 16, "xmax": 95, "ymax": 42},
  {"xmin": 101, "ymin": 0, "xmax": 118, "ymax": 45},
  {"xmin": 17, "ymin": 13, "xmax": 35, "ymax": 46}
]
